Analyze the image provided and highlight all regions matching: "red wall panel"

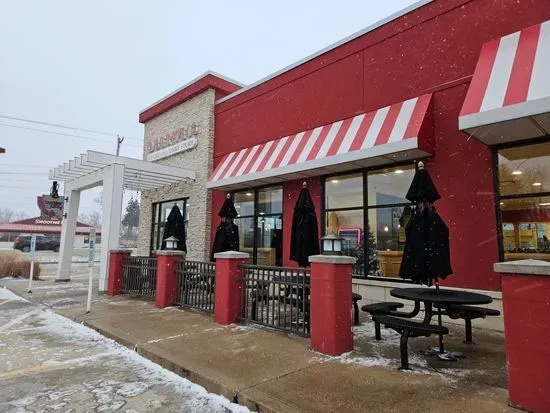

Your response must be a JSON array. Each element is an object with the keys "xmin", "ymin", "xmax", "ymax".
[
  {"xmin": 426, "ymin": 85, "xmax": 499, "ymax": 291},
  {"xmin": 210, "ymin": 0, "xmax": 550, "ymax": 291},
  {"xmin": 214, "ymin": 53, "xmax": 364, "ymax": 158}
]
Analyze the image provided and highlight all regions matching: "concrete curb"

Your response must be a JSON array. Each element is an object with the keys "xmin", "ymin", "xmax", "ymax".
[{"xmin": 80, "ymin": 319, "xmax": 278, "ymax": 412}]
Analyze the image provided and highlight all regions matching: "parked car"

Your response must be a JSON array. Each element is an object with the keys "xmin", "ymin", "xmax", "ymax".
[{"xmin": 13, "ymin": 235, "xmax": 60, "ymax": 252}]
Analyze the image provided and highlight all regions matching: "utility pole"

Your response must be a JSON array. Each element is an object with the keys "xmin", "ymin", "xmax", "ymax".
[{"xmin": 116, "ymin": 135, "xmax": 124, "ymax": 156}]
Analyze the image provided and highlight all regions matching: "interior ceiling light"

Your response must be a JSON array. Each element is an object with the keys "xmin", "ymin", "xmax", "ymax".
[
  {"xmin": 331, "ymin": 179, "xmax": 339, "ymax": 183},
  {"xmin": 533, "ymin": 182, "xmax": 542, "ymax": 186},
  {"xmin": 383, "ymin": 225, "xmax": 389, "ymax": 232},
  {"xmin": 395, "ymin": 169, "xmax": 404, "ymax": 174},
  {"xmin": 246, "ymin": 192, "xmax": 252, "ymax": 196},
  {"xmin": 511, "ymin": 170, "xmax": 523, "ymax": 175},
  {"xmin": 500, "ymin": 202, "xmax": 504, "ymax": 205},
  {"xmin": 540, "ymin": 202, "xmax": 550, "ymax": 206}
]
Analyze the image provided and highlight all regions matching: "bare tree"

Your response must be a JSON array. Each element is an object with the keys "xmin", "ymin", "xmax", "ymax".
[
  {"xmin": 0, "ymin": 208, "xmax": 15, "ymax": 223},
  {"xmin": 14, "ymin": 211, "xmax": 29, "ymax": 221},
  {"xmin": 78, "ymin": 211, "xmax": 102, "ymax": 228}
]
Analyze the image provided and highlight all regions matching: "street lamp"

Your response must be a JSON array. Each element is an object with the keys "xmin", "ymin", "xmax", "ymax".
[
  {"xmin": 321, "ymin": 233, "xmax": 345, "ymax": 256},
  {"xmin": 164, "ymin": 236, "xmax": 179, "ymax": 250}
]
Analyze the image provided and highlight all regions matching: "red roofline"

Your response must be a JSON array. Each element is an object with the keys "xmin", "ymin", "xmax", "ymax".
[{"xmin": 139, "ymin": 72, "xmax": 242, "ymax": 123}]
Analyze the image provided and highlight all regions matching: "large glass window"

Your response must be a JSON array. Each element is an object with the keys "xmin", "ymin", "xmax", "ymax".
[
  {"xmin": 151, "ymin": 198, "xmax": 188, "ymax": 251},
  {"xmin": 323, "ymin": 164, "xmax": 414, "ymax": 279},
  {"xmin": 497, "ymin": 141, "xmax": 550, "ymax": 262},
  {"xmin": 233, "ymin": 186, "xmax": 283, "ymax": 266}
]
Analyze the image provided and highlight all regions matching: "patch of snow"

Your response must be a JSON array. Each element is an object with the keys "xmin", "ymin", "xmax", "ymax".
[
  {"xmin": 35, "ymin": 310, "xmax": 250, "ymax": 412},
  {"xmin": 0, "ymin": 287, "xmax": 28, "ymax": 302},
  {"xmin": 315, "ymin": 352, "xmax": 393, "ymax": 368}
]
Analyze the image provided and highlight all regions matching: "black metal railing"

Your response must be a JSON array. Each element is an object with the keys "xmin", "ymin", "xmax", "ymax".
[
  {"xmin": 174, "ymin": 260, "xmax": 216, "ymax": 313},
  {"xmin": 239, "ymin": 265, "xmax": 311, "ymax": 337},
  {"xmin": 121, "ymin": 256, "xmax": 158, "ymax": 299}
]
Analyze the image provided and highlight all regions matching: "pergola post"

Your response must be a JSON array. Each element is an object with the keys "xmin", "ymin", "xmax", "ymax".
[
  {"xmin": 99, "ymin": 163, "xmax": 125, "ymax": 292},
  {"xmin": 56, "ymin": 187, "xmax": 81, "ymax": 282}
]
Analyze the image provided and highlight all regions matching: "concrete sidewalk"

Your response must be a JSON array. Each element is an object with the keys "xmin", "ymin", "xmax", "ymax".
[{"xmin": 1, "ymin": 271, "xmax": 513, "ymax": 413}]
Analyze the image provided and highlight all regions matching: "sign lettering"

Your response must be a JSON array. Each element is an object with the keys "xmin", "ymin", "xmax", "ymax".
[
  {"xmin": 145, "ymin": 122, "xmax": 200, "ymax": 154},
  {"xmin": 146, "ymin": 137, "xmax": 198, "ymax": 162}
]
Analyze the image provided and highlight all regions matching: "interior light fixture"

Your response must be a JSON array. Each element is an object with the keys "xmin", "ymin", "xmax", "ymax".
[
  {"xmin": 540, "ymin": 202, "xmax": 550, "ymax": 206},
  {"xmin": 246, "ymin": 192, "xmax": 253, "ymax": 196},
  {"xmin": 331, "ymin": 179, "xmax": 339, "ymax": 183},
  {"xmin": 395, "ymin": 169, "xmax": 404, "ymax": 174},
  {"xmin": 500, "ymin": 202, "xmax": 504, "ymax": 206},
  {"xmin": 383, "ymin": 225, "xmax": 389, "ymax": 232},
  {"xmin": 533, "ymin": 182, "xmax": 542, "ymax": 186},
  {"xmin": 511, "ymin": 170, "xmax": 523, "ymax": 175}
]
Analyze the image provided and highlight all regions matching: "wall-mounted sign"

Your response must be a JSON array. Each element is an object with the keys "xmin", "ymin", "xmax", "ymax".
[
  {"xmin": 145, "ymin": 122, "xmax": 200, "ymax": 154},
  {"xmin": 146, "ymin": 137, "xmax": 198, "ymax": 162},
  {"xmin": 37, "ymin": 195, "xmax": 64, "ymax": 219}
]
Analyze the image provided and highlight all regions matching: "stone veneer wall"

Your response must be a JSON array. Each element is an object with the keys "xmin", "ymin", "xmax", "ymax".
[{"xmin": 137, "ymin": 89, "xmax": 215, "ymax": 260}]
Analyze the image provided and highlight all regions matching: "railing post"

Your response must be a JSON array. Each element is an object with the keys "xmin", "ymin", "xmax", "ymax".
[
  {"xmin": 213, "ymin": 251, "xmax": 249, "ymax": 325},
  {"xmin": 494, "ymin": 259, "xmax": 550, "ymax": 412},
  {"xmin": 155, "ymin": 250, "xmax": 186, "ymax": 308},
  {"xmin": 107, "ymin": 250, "xmax": 132, "ymax": 296},
  {"xmin": 309, "ymin": 255, "xmax": 356, "ymax": 356}
]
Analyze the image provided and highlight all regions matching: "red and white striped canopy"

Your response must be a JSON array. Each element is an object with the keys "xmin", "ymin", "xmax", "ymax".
[
  {"xmin": 208, "ymin": 94, "xmax": 433, "ymax": 190},
  {"xmin": 459, "ymin": 20, "xmax": 550, "ymax": 145}
]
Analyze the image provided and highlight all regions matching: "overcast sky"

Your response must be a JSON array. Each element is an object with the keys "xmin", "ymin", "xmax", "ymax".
[{"xmin": 0, "ymin": 0, "xmax": 417, "ymax": 218}]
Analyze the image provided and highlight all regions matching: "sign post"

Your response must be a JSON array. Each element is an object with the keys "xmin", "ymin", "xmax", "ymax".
[
  {"xmin": 27, "ymin": 234, "xmax": 37, "ymax": 293},
  {"xmin": 86, "ymin": 229, "xmax": 96, "ymax": 314}
]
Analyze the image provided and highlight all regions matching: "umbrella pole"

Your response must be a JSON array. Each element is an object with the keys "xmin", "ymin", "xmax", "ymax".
[{"xmin": 435, "ymin": 279, "xmax": 445, "ymax": 354}]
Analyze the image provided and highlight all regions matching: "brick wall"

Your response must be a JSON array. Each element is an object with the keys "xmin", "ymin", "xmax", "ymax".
[{"xmin": 137, "ymin": 89, "xmax": 215, "ymax": 260}]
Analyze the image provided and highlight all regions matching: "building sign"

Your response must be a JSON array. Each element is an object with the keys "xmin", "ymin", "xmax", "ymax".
[
  {"xmin": 37, "ymin": 195, "xmax": 64, "ymax": 219},
  {"xmin": 145, "ymin": 122, "xmax": 200, "ymax": 154},
  {"xmin": 146, "ymin": 138, "xmax": 198, "ymax": 162}
]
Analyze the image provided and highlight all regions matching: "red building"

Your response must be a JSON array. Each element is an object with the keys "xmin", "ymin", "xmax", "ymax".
[{"xmin": 140, "ymin": 0, "xmax": 550, "ymax": 307}]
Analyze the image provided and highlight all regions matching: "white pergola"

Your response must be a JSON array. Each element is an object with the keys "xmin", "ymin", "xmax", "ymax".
[{"xmin": 50, "ymin": 150, "xmax": 196, "ymax": 291}]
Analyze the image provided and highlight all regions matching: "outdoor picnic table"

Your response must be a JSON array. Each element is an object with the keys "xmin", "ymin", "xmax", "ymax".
[{"xmin": 390, "ymin": 287, "xmax": 493, "ymax": 360}]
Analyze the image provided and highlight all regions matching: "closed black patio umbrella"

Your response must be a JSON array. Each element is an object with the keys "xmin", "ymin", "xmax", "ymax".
[
  {"xmin": 210, "ymin": 194, "xmax": 240, "ymax": 261},
  {"xmin": 161, "ymin": 204, "xmax": 187, "ymax": 252},
  {"xmin": 399, "ymin": 161, "xmax": 452, "ymax": 287},
  {"xmin": 290, "ymin": 182, "xmax": 320, "ymax": 267}
]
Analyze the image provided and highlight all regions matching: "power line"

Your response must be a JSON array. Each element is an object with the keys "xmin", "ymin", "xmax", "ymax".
[
  {"xmin": 0, "ymin": 123, "xmax": 142, "ymax": 147},
  {"xmin": 0, "ymin": 114, "xmax": 141, "ymax": 141},
  {"xmin": 0, "ymin": 172, "xmax": 49, "ymax": 175}
]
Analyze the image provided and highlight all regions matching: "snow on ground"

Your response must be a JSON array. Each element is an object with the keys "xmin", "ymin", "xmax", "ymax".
[{"xmin": 0, "ymin": 287, "xmax": 250, "ymax": 413}]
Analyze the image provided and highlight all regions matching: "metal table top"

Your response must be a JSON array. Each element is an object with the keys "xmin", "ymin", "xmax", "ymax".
[{"xmin": 390, "ymin": 287, "xmax": 492, "ymax": 305}]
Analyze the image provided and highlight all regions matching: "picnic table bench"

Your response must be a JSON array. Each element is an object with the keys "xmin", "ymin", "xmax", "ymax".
[{"xmin": 373, "ymin": 315, "xmax": 449, "ymax": 369}]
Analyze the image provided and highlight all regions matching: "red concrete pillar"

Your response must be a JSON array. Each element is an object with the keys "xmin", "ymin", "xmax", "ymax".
[
  {"xmin": 107, "ymin": 250, "xmax": 131, "ymax": 296},
  {"xmin": 309, "ymin": 255, "xmax": 356, "ymax": 356},
  {"xmin": 213, "ymin": 251, "xmax": 249, "ymax": 325},
  {"xmin": 494, "ymin": 260, "xmax": 550, "ymax": 413},
  {"xmin": 155, "ymin": 251, "xmax": 186, "ymax": 308}
]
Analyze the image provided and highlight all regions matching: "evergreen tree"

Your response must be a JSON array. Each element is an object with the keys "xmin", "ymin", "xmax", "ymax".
[
  {"xmin": 121, "ymin": 198, "xmax": 140, "ymax": 236},
  {"xmin": 366, "ymin": 227, "xmax": 380, "ymax": 276}
]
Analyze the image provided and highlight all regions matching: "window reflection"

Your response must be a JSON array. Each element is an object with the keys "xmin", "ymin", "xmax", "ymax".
[
  {"xmin": 325, "ymin": 173, "xmax": 363, "ymax": 209},
  {"xmin": 500, "ymin": 196, "xmax": 550, "ymax": 261},
  {"xmin": 323, "ymin": 164, "xmax": 414, "ymax": 279},
  {"xmin": 233, "ymin": 186, "xmax": 283, "ymax": 266}
]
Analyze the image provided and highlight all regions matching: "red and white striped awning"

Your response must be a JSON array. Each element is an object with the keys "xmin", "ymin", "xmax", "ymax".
[
  {"xmin": 459, "ymin": 20, "xmax": 550, "ymax": 145},
  {"xmin": 208, "ymin": 94, "xmax": 433, "ymax": 190}
]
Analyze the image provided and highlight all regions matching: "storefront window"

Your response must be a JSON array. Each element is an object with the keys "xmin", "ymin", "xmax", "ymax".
[
  {"xmin": 233, "ymin": 186, "xmax": 283, "ymax": 266},
  {"xmin": 497, "ymin": 141, "xmax": 550, "ymax": 262},
  {"xmin": 323, "ymin": 165, "xmax": 414, "ymax": 279},
  {"xmin": 150, "ymin": 198, "xmax": 188, "ymax": 251}
]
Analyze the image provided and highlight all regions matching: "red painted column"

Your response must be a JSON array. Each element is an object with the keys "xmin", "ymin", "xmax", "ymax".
[
  {"xmin": 107, "ymin": 250, "xmax": 132, "ymax": 296},
  {"xmin": 214, "ymin": 251, "xmax": 249, "ymax": 325},
  {"xmin": 155, "ymin": 251, "xmax": 186, "ymax": 308},
  {"xmin": 309, "ymin": 255, "xmax": 356, "ymax": 356},
  {"xmin": 495, "ymin": 260, "xmax": 550, "ymax": 413}
]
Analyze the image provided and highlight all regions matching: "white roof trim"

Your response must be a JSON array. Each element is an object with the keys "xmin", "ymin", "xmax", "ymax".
[
  {"xmin": 140, "ymin": 70, "xmax": 245, "ymax": 115},
  {"xmin": 215, "ymin": 0, "xmax": 433, "ymax": 105}
]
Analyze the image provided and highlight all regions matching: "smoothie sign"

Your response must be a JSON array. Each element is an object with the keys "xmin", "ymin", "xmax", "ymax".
[{"xmin": 146, "ymin": 122, "xmax": 199, "ymax": 162}]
